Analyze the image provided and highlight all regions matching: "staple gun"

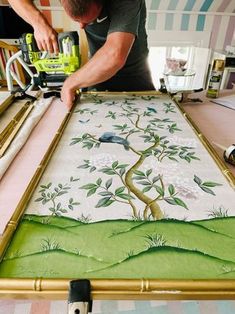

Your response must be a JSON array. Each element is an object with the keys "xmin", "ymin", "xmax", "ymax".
[{"xmin": 19, "ymin": 31, "xmax": 81, "ymax": 88}]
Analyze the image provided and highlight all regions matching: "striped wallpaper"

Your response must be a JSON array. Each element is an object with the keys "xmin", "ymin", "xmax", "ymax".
[
  {"xmin": 1, "ymin": 0, "xmax": 234, "ymax": 49},
  {"xmin": 146, "ymin": 0, "xmax": 235, "ymax": 49}
]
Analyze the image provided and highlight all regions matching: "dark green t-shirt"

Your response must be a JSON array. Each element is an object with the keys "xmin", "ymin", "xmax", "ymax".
[{"xmin": 85, "ymin": 0, "xmax": 155, "ymax": 91}]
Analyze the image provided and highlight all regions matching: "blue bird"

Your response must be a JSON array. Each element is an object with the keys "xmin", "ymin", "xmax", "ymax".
[
  {"xmin": 99, "ymin": 132, "xmax": 130, "ymax": 150},
  {"xmin": 147, "ymin": 107, "xmax": 157, "ymax": 113}
]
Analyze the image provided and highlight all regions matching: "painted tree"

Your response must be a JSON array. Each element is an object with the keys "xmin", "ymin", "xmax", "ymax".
[{"xmin": 71, "ymin": 95, "xmax": 220, "ymax": 220}]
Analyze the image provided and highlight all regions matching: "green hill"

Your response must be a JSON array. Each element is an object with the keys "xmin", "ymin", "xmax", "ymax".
[
  {"xmin": 87, "ymin": 246, "xmax": 235, "ymax": 279},
  {"xmin": 0, "ymin": 215, "xmax": 235, "ymax": 279},
  {"xmin": 193, "ymin": 217, "xmax": 235, "ymax": 238},
  {"xmin": 0, "ymin": 250, "xmax": 110, "ymax": 278}
]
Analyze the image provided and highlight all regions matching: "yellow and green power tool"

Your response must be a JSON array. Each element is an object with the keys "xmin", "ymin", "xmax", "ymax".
[{"xmin": 20, "ymin": 31, "xmax": 81, "ymax": 88}]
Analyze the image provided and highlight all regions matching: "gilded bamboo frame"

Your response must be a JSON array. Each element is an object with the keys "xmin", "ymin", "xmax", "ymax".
[
  {"xmin": 0, "ymin": 94, "xmax": 15, "ymax": 116},
  {"xmin": 0, "ymin": 91, "xmax": 235, "ymax": 300}
]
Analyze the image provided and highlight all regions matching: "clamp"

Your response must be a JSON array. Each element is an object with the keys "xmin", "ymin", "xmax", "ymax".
[
  {"xmin": 68, "ymin": 279, "xmax": 93, "ymax": 314},
  {"xmin": 43, "ymin": 90, "xmax": 61, "ymax": 99}
]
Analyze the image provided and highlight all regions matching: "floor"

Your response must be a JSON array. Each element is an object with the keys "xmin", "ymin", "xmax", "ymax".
[{"xmin": 0, "ymin": 300, "xmax": 235, "ymax": 314}]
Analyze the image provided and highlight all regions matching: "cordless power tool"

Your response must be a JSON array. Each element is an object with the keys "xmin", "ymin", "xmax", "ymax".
[{"xmin": 20, "ymin": 31, "xmax": 81, "ymax": 88}]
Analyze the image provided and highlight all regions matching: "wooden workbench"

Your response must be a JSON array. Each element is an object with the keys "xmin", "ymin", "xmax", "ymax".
[{"xmin": 180, "ymin": 89, "xmax": 235, "ymax": 176}]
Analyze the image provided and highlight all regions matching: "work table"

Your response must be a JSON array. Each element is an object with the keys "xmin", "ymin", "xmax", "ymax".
[{"xmin": 180, "ymin": 88, "xmax": 235, "ymax": 176}]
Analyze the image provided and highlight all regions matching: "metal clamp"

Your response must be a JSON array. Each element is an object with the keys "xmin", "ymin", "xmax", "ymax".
[{"xmin": 68, "ymin": 279, "xmax": 92, "ymax": 314}]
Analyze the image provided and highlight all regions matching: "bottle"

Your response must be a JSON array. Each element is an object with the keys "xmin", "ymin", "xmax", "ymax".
[{"xmin": 206, "ymin": 59, "xmax": 225, "ymax": 98}]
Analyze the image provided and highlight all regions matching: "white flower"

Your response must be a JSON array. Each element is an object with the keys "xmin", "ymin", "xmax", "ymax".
[
  {"xmin": 168, "ymin": 135, "xmax": 197, "ymax": 148},
  {"xmin": 89, "ymin": 153, "xmax": 116, "ymax": 169}
]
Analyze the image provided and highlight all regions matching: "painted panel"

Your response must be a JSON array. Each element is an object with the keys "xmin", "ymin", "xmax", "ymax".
[{"xmin": 0, "ymin": 93, "xmax": 234, "ymax": 281}]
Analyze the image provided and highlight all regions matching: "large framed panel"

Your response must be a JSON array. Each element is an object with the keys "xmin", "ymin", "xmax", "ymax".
[{"xmin": 0, "ymin": 92, "xmax": 234, "ymax": 299}]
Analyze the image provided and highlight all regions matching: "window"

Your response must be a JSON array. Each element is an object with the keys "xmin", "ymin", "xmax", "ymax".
[{"xmin": 148, "ymin": 46, "xmax": 211, "ymax": 91}]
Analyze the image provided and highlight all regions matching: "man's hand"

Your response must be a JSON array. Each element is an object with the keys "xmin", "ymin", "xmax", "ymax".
[
  {"xmin": 7, "ymin": 0, "xmax": 59, "ymax": 53},
  {"xmin": 61, "ymin": 77, "xmax": 77, "ymax": 110},
  {"xmin": 33, "ymin": 24, "xmax": 59, "ymax": 53}
]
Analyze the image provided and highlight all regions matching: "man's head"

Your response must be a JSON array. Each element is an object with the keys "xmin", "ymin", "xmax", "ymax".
[{"xmin": 61, "ymin": 0, "xmax": 104, "ymax": 28}]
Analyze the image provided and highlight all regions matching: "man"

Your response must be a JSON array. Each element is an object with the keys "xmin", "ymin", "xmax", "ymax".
[{"xmin": 8, "ymin": 0, "xmax": 155, "ymax": 108}]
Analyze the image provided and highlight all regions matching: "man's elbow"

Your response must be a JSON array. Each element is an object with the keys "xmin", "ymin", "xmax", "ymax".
[
  {"xmin": 115, "ymin": 54, "xmax": 127, "ymax": 70},
  {"xmin": 109, "ymin": 50, "xmax": 128, "ymax": 72}
]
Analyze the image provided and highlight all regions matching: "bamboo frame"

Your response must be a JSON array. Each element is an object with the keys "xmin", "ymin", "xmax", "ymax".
[
  {"xmin": 0, "ymin": 101, "xmax": 34, "ymax": 157},
  {"xmin": 0, "ymin": 91, "xmax": 234, "ymax": 300},
  {"xmin": 0, "ymin": 278, "xmax": 235, "ymax": 300},
  {"xmin": 0, "ymin": 94, "xmax": 15, "ymax": 116}
]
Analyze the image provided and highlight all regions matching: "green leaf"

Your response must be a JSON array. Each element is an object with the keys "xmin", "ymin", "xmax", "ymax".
[
  {"xmin": 96, "ymin": 178, "xmax": 102, "ymax": 186},
  {"xmin": 173, "ymin": 197, "xmax": 188, "ymax": 209},
  {"xmin": 87, "ymin": 188, "xmax": 97, "ymax": 197},
  {"xmin": 185, "ymin": 156, "xmax": 191, "ymax": 163},
  {"xmin": 133, "ymin": 176, "xmax": 146, "ymax": 180},
  {"xmin": 202, "ymin": 181, "xmax": 222, "ymax": 187},
  {"xmin": 77, "ymin": 165, "xmax": 90, "ymax": 169},
  {"xmin": 155, "ymin": 186, "xmax": 164, "ymax": 196},
  {"xmin": 119, "ymin": 168, "xmax": 125, "ymax": 176},
  {"xmin": 133, "ymin": 170, "xmax": 145, "ymax": 176},
  {"xmin": 168, "ymin": 184, "xmax": 175, "ymax": 196},
  {"xmin": 112, "ymin": 161, "xmax": 119, "ymax": 169},
  {"xmin": 194, "ymin": 175, "xmax": 202, "ymax": 185},
  {"xmin": 57, "ymin": 191, "xmax": 68, "ymax": 196},
  {"xmin": 98, "ymin": 191, "xmax": 113, "ymax": 196},
  {"xmin": 152, "ymin": 176, "xmax": 160, "ymax": 183},
  {"xmin": 190, "ymin": 155, "xmax": 200, "ymax": 160},
  {"xmin": 142, "ymin": 186, "xmax": 152, "ymax": 193},
  {"xmin": 40, "ymin": 185, "xmax": 48, "ymax": 189},
  {"xmin": 117, "ymin": 193, "xmax": 133, "ymax": 200},
  {"xmin": 68, "ymin": 205, "xmax": 73, "ymax": 210},
  {"xmin": 95, "ymin": 197, "xmax": 113, "ymax": 208},
  {"xmin": 70, "ymin": 140, "xmax": 80, "ymax": 146},
  {"xmin": 101, "ymin": 169, "xmax": 116, "ymax": 175},
  {"xmin": 116, "ymin": 164, "xmax": 129, "ymax": 169},
  {"xmin": 105, "ymin": 178, "xmax": 113, "ymax": 189},
  {"xmin": 168, "ymin": 156, "xmax": 178, "ymax": 162},
  {"xmin": 35, "ymin": 197, "xmax": 44, "ymax": 202},
  {"xmin": 165, "ymin": 199, "xmax": 177, "ymax": 205},
  {"xmin": 146, "ymin": 169, "xmax": 152, "ymax": 177},
  {"xmin": 200, "ymin": 186, "xmax": 215, "ymax": 196},
  {"xmin": 115, "ymin": 187, "xmax": 125, "ymax": 195},
  {"xmin": 80, "ymin": 183, "xmax": 97, "ymax": 190},
  {"xmin": 137, "ymin": 181, "xmax": 151, "ymax": 186}
]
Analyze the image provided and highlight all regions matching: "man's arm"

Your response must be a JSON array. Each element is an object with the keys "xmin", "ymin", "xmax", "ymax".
[
  {"xmin": 61, "ymin": 31, "xmax": 135, "ymax": 108},
  {"xmin": 8, "ymin": 0, "xmax": 58, "ymax": 52}
]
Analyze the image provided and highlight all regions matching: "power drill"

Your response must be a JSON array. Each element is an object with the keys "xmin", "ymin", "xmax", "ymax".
[{"xmin": 20, "ymin": 31, "xmax": 81, "ymax": 88}]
